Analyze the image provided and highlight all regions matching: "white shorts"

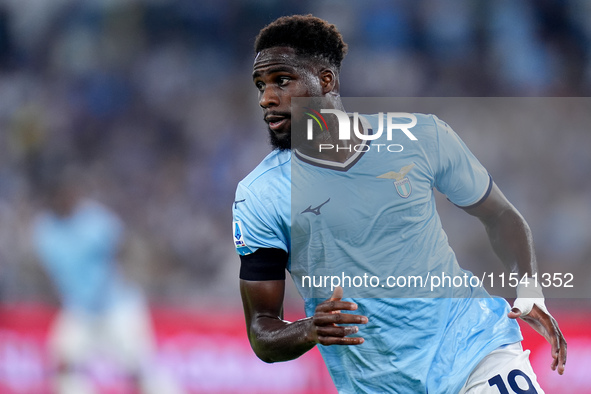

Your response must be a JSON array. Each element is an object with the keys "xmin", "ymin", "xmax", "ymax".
[
  {"xmin": 459, "ymin": 342, "xmax": 544, "ymax": 394},
  {"xmin": 49, "ymin": 297, "xmax": 154, "ymax": 371}
]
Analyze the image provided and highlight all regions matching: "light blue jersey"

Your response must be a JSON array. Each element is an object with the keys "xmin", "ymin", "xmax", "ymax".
[
  {"xmin": 33, "ymin": 200, "xmax": 138, "ymax": 314},
  {"xmin": 233, "ymin": 149, "xmax": 291, "ymax": 256},
  {"xmin": 233, "ymin": 114, "xmax": 522, "ymax": 393}
]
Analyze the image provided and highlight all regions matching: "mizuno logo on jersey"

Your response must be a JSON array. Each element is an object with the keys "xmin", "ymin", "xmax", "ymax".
[
  {"xmin": 302, "ymin": 198, "xmax": 331, "ymax": 215},
  {"xmin": 377, "ymin": 163, "xmax": 415, "ymax": 198}
]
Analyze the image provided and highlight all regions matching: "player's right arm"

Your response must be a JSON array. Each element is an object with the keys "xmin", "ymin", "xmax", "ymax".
[
  {"xmin": 234, "ymin": 179, "xmax": 366, "ymax": 362},
  {"xmin": 240, "ymin": 276, "xmax": 367, "ymax": 363}
]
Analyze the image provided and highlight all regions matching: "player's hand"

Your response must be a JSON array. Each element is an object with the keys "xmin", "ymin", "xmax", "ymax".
[
  {"xmin": 310, "ymin": 286, "xmax": 368, "ymax": 346},
  {"xmin": 508, "ymin": 304, "xmax": 567, "ymax": 375}
]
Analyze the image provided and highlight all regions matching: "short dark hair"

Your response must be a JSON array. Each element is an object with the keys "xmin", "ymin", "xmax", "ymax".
[{"xmin": 254, "ymin": 14, "xmax": 348, "ymax": 71}]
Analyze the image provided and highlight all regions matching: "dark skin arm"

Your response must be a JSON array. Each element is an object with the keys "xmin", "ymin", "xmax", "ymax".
[
  {"xmin": 463, "ymin": 182, "xmax": 567, "ymax": 375},
  {"xmin": 240, "ymin": 279, "xmax": 367, "ymax": 363}
]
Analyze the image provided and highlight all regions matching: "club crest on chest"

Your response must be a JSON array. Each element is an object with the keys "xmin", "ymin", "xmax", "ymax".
[{"xmin": 377, "ymin": 163, "xmax": 415, "ymax": 198}]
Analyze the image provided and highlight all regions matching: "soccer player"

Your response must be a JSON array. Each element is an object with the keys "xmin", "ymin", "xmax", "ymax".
[
  {"xmin": 233, "ymin": 15, "xmax": 566, "ymax": 393},
  {"xmin": 32, "ymin": 169, "xmax": 180, "ymax": 394}
]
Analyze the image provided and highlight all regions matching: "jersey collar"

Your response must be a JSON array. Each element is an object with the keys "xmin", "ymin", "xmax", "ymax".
[{"xmin": 293, "ymin": 115, "xmax": 373, "ymax": 172}]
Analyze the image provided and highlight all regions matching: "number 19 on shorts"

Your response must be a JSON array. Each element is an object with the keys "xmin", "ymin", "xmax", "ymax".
[{"xmin": 488, "ymin": 369, "xmax": 538, "ymax": 394}]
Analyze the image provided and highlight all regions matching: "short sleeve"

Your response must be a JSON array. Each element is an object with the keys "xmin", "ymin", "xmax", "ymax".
[
  {"xmin": 232, "ymin": 183, "xmax": 288, "ymax": 256},
  {"xmin": 433, "ymin": 116, "xmax": 492, "ymax": 208}
]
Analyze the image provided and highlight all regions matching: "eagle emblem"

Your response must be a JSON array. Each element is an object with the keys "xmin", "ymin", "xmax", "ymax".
[{"xmin": 377, "ymin": 163, "xmax": 415, "ymax": 198}]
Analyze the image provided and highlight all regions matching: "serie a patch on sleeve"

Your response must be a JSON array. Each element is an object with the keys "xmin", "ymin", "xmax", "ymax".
[{"xmin": 233, "ymin": 220, "xmax": 253, "ymax": 255}]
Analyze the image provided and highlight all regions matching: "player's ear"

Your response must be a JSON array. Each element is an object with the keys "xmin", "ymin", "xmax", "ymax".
[{"xmin": 319, "ymin": 69, "xmax": 337, "ymax": 94}]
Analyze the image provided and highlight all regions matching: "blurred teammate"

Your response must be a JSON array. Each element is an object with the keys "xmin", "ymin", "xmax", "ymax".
[
  {"xmin": 232, "ymin": 15, "xmax": 566, "ymax": 393},
  {"xmin": 32, "ymin": 169, "xmax": 178, "ymax": 394}
]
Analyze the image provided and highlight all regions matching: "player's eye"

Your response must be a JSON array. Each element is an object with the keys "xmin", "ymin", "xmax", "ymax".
[
  {"xmin": 277, "ymin": 76, "xmax": 290, "ymax": 86},
  {"xmin": 255, "ymin": 81, "xmax": 265, "ymax": 91}
]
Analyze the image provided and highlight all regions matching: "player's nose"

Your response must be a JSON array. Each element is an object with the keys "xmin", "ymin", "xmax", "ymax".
[{"xmin": 259, "ymin": 86, "xmax": 279, "ymax": 108}]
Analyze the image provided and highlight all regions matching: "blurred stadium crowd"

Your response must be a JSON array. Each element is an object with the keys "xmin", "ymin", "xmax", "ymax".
[{"xmin": 0, "ymin": 0, "xmax": 590, "ymax": 308}]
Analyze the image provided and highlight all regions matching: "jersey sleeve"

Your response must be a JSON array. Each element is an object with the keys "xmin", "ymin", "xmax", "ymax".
[
  {"xmin": 432, "ymin": 115, "xmax": 492, "ymax": 208},
  {"xmin": 232, "ymin": 182, "xmax": 288, "ymax": 256}
]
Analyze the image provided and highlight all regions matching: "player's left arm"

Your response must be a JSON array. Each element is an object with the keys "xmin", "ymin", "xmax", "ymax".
[{"xmin": 463, "ymin": 181, "xmax": 567, "ymax": 375}]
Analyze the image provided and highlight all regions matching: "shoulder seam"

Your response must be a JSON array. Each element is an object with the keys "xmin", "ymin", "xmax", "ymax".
[
  {"xmin": 430, "ymin": 114, "xmax": 443, "ymax": 182},
  {"xmin": 242, "ymin": 152, "xmax": 291, "ymax": 188}
]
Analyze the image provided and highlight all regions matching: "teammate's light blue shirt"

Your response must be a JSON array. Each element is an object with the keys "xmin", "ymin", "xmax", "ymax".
[
  {"xmin": 233, "ymin": 114, "xmax": 522, "ymax": 393},
  {"xmin": 33, "ymin": 200, "xmax": 137, "ymax": 314}
]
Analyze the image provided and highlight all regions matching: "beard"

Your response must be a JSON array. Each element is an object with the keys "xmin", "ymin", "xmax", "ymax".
[{"xmin": 268, "ymin": 129, "xmax": 291, "ymax": 151}]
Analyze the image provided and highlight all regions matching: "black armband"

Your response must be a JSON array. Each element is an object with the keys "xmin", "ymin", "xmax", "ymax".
[{"xmin": 239, "ymin": 248, "xmax": 288, "ymax": 281}]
